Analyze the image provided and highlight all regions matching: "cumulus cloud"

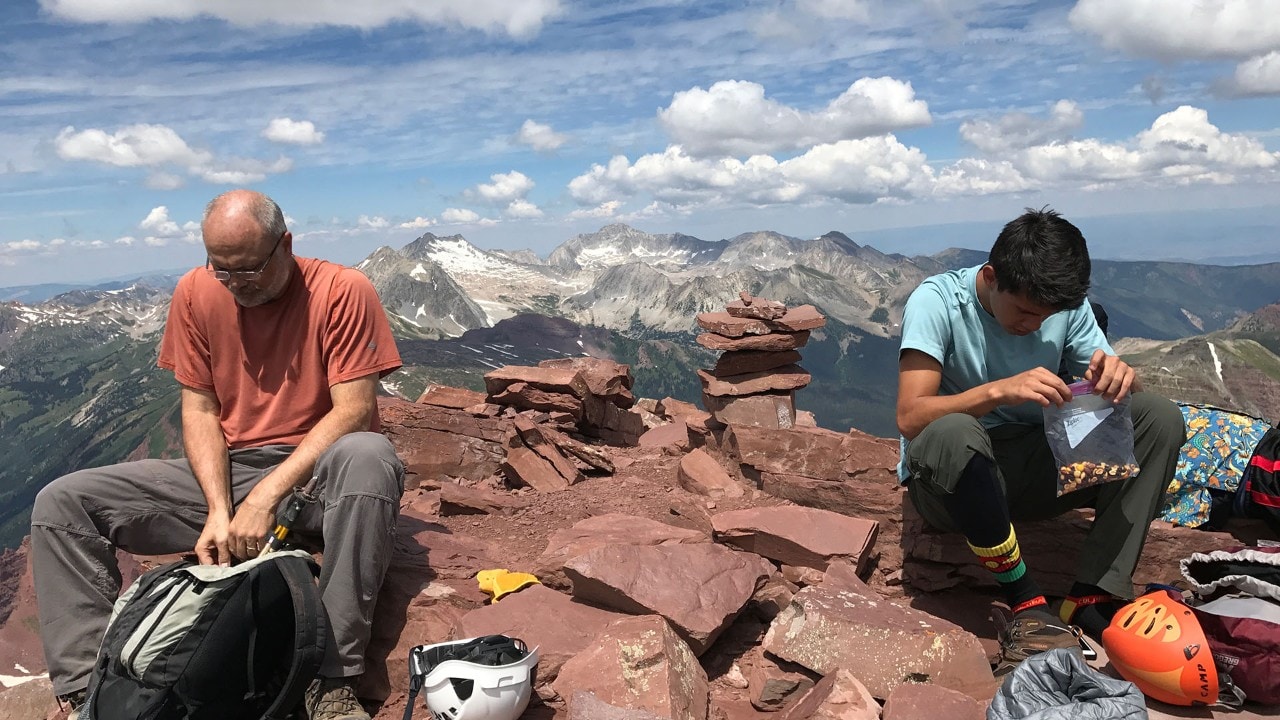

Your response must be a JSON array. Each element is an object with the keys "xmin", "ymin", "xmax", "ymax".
[
  {"xmin": 441, "ymin": 207, "xmax": 482, "ymax": 224},
  {"xmin": 960, "ymin": 100, "xmax": 1084, "ymax": 154},
  {"xmin": 567, "ymin": 200, "xmax": 621, "ymax": 219},
  {"xmin": 357, "ymin": 215, "xmax": 390, "ymax": 230},
  {"xmin": 1069, "ymin": 0, "xmax": 1280, "ymax": 61},
  {"xmin": 504, "ymin": 199, "xmax": 543, "ymax": 219},
  {"xmin": 1017, "ymin": 106, "xmax": 1277, "ymax": 185},
  {"xmin": 515, "ymin": 120, "xmax": 567, "ymax": 151},
  {"xmin": 568, "ymin": 106, "xmax": 1276, "ymax": 210},
  {"xmin": 1231, "ymin": 51, "xmax": 1280, "ymax": 95},
  {"xmin": 568, "ymin": 137, "xmax": 935, "ymax": 208},
  {"xmin": 795, "ymin": 0, "xmax": 870, "ymax": 21},
  {"xmin": 56, "ymin": 124, "xmax": 293, "ymax": 185},
  {"xmin": 658, "ymin": 77, "xmax": 930, "ymax": 157},
  {"xmin": 474, "ymin": 170, "xmax": 535, "ymax": 203},
  {"xmin": 398, "ymin": 217, "xmax": 437, "ymax": 229},
  {"xmin": 40, "ymin": 0, "xmax": 563, "ymax": 38},
  {"xmin": 139, "ymin": 205, "xmax": 200, "ymax": 245},
  {"xmin": 262, "ymin": 118, "xmax": 325, "ymax": 145},
  {"xmin": 56, "ymin": 124, "xmax": 210, "ymax": 168}
]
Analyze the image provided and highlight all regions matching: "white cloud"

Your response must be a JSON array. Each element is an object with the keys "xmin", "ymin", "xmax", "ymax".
[
  {"xmin": 262, "ymin": 118, "xmax": 325, "ymax": 145},
  {"xmin": 139, "ymin": 206, "xmax": 180, "ymax": 236},
  {"xmin": 1069, "ymin": 0, "xmax": 1280, "ymax": 61},
  {"xmin": 960, "ymin": 100, "xmax": 1084, "ymax": 154},
  {"xmin": 1016, "ymin": 106, "xmax": 1277, "ymax": 185},
  {"xmin": 474, "ymin": 170, "xmax": 534, "ymax": 203},
  {"xmin": 515, "ymin": 120, "xmax": 567, "ymax": 151},
  {"xmin": 357, "ymin": 215, "xmax": 390, "ymax": 230},
  {"xmin": 658, "ymin": 77, "xmax": 931, "ymax": 157},
  {"xmin": 55, "ymin": 124, "xmax": 210, "ymax": 168},
  {"xmin": 504, "ymin": 199, "xmax": 543, "ymax": 219},
  {"xmin": 114, "ymin": 236, "xmax": 136, "ymax": 246},
  {"xmin": 145, "ymin": 172, "xmax": 185, "ymax": 190},
  {"xmin": 566, "ymin": 200, "xmax": 621, "ymax": 219},
  {"xmin": 1232, "ymin": 51, "xmax": 1280, "ymax": 95},
  {"xmin": 933, "ymin": 159, "xmax": 1035, "ymax": 196},
  {"xmin": 56, "ymin": 124, "xmax": 292, "ymax": 185},
  {"xmin": 398, "ymin": 216, "xmax": 437, "ymax": 229},
  {"xmin": 568, "ymin": 137, "xmax": 935, "ymax": 208},
  {"xmin": 2, "ymin": 239, "xmax": 43, "ymax": 255},
  {"xmin": 40, "ymin": 0, "xmax": 563, "ymax": 38},
  {"xmin": 441, "ymin": 207, "xmax": 482, "ymax": 224},
  {"xmin": 796, "ymin": 0, "xmax": 869, "ymax": 21}
]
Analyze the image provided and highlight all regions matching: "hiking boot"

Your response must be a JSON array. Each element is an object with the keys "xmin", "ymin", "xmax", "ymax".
[
  {"xmin": 991, "ymin": 606, "xmax": 1087, "ymax": 675},
  {"xmin": 305, "ymin": 676, "xmax": 370, "ymax": 720},
  {"xmin": 58, "ymin": 689, "xmax": 86, "ymax": 720}
]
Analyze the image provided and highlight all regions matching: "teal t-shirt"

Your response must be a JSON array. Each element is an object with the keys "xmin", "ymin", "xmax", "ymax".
[{"xmin": 896, "ymin": 265, "xmax": 1112, "ymax": 481}]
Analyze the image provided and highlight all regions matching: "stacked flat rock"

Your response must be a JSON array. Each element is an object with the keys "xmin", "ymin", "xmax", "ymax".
[{"xmin": 695, "ymin": 292, "xmax": 826, "ymax": 429}]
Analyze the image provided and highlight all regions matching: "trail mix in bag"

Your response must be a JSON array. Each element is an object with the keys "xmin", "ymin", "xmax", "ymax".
[{"xmin": 1043, "ymin": 380, "xmax": 1140, "ymax": 496}]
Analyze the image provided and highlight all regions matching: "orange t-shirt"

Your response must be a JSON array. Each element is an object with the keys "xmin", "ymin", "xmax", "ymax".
[{"xmin": 158, "ymin": 256, "xmax": 402, "ymax": 449}]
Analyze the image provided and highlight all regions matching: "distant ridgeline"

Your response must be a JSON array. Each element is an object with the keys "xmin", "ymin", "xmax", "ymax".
[{"xmin": 2, "ymin": 226, "xmax": 1279, "ymax": 549}]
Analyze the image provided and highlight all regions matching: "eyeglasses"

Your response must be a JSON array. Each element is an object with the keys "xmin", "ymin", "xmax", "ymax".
[{"xmin": 206, "ymin": 232, "xmax": 284, "ymax": 283}]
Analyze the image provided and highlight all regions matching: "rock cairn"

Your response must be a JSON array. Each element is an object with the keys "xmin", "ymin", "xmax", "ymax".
[{"xmin": 694, "ymin": 292, "xmax": 827, "ymax": 429}]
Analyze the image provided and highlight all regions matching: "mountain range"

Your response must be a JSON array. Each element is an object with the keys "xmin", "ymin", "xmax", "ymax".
[{"xmin": 1, "ymin": 223, "xmax": 1278, "ymax": 549}]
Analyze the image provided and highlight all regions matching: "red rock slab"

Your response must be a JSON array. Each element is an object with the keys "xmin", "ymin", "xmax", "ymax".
[
  {"xmin": 380, "ymin": 396, "xmax": 511, "ymax": 443},
  {"xmin": 702, "ymin": 392, "xmax": 796, "ymax": 429},
  {"xmin": 767, "ymin": 304, "xmax": 827, "ymax": 332},
  {"xmin": 514, "ymin": 417, "xmax": 585, "ymax": 486},
  {"xmin": 539, "ymin": 357, "xmax": 636, "ymax": 407},
  {"xmin": 453, "ymin": 584, "xmax": 630, "ymax": 688},
  {"xmin": 698, "ymin": 365, "xmax": 811, "ymax": 397},
  {"xmin": 567, "ymin": 691, "xmax": 668, "ymax": 720},
  {"xmin": 779, "ymin": 669, "xmax": 880, "ymax": 720},
  {"xmin": 490, "ymin": 382, "xmax": 585, "ymax": 421},
  {"xmin": 882, "ymin": 682, "xmax": 986, "ymax": 720},
  {"xmin": 696, "ymin": 330, "xmax": 810, "ymax": 352},
  {"xmin": 711, "ymin": 505, "xmax": 879, "ymax": 574},
  {"xmin": 483, "ymin": 365, "xmax": 591, "ymax": 399},
  {"xmin": 677, "ymin": 447, "xmax": 745, "ymax": 498},
  {"xmin": 726, "ymin": 294, "xmax": 787, "ymax": 320},
  {"xmin": 762, "ymin": 584, "xmax": 995, "ymax": 701},
  {"xmin": 750, "ymin": 654, "xmax": 819, "ymax": 712},
  {"xmin": 563, "ymin": 542, "xmax": 774, "ymax": 655},
  {"xmin": 726, "ymin": 425, "xmax": 847, "ymax": 481},
  {"xmin": 554, "ymin": 615, "xmax": 708, "ymax": 720},
  {"xmin": 712, "ymin": 349, "xmax": 802, "ymax": 377},
  {"xmin": 438, "ymin": 482, "xmax": 524, "ymax": 516},
  {"xmin": 696, "ymin": 311, "xmax": 772, "ymax": 337},
  {"xmin": 501, "ymin": 445, "xmax": 572, "ymax": 492},
  {"xmin": 533, "ymin": 513, "xmax": 708, "ymax": 590},
  {"xmin": 638, "ymin": 420, "xmax": 691, "ymax": 452},
  {"xmin": 416, "ymin": 383, "xmax": 487, "ymax": 409},
  {"xmin": 657, "ymin": 397, "xmax": 713, "ymax": 434}
]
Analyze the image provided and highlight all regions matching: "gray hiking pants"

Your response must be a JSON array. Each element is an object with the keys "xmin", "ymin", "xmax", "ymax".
[
  {"xmin": 905, "ymin": 392, "xmax": 1184, "ymax": 600},
  {"xmin": 30, "ymin": 432, "xmax": 404, "ymax": 696}
]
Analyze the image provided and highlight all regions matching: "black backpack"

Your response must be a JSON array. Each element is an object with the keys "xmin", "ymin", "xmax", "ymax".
[
  {"xmin": 1235, "ymin": 425, "xmax": 1280, "ymax": 535},
  {"xmin": 84, "ymin": 549, "xmax": 327, "ymax": 720}
]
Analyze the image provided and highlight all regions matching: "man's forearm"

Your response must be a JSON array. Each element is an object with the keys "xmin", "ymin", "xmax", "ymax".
[
  {"xmin": 245, "ymin": 403, "xmax": 373, "ymax": 508},
  {"xmin": 899, "ymin": 384, "xmax": 1000, "ymax": 440},
  {"xmin": 183, "ymin": 403, "xmax": 232, "ymax": 516}
]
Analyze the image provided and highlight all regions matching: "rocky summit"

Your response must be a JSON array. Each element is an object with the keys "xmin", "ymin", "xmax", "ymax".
[{"xmin": 0, "ymin": 298, "xmax": 1275, "ymax": 720}]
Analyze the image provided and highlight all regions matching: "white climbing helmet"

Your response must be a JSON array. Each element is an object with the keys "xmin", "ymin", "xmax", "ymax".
[{"xmin": 408, "ymin": 635, "xmax": 539, "ymax": 720}]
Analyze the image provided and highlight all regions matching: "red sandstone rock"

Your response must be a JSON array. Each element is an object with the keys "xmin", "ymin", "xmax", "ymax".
[
  {"xmin": 698, "ymin": 365, "xmax": 812, "ymax": 397},
  {"xmin": 711, "ymin": 506, "xmax": 878, "ymax": 574},
  {"xmin": 534, "ymin": 513, "xmax": 709, "ymax": 590},
  {"xmin": 711, "ymin": 349, "xmax": 803, "ymax": 377},
  {"xmin": 638, "ymin": 420, "xmax": 691, "ymax": 452},
  {"xmin": 778, "ymin": 669, "xmax": 880, "ymax": 720},
  {"xmin": 881, "ymin": 683, "xmax": 987, "ymax": 720},
  {"xmin": 749, "ymin": 654, "xmax": 819, "ymax": 712},
  {"xmin": 696, "ymin": 311, "xmax": 772, "ymax": 338},
  {"xmin": 767, "ymin": 304, "xmax": 827, "ymax": 332},
  {"xmin": 490, "ymin": 382, "xmax": 585, "ymax": 420},
  {"xmin": 726, "ymin": 294, "xmax": 787, "ymax": 320},
  {"xmin": 501, "ymin": 445, "xmax": 572, "ymax": 492},
  {"xmin": 726, "ymin": 425, "xmax": 847, "ymax": 480},
  {"xmin": 539, "ymin": 357, "xmax": 636, "ymax": 408},
  {"xmin": 702, "ymin": 392, "xmax": 796, "ymax": 429},
  {"xmin": 554, "ymin": 615, "xmax": 709, "ymax": 720},
  {"xmin": 677, "ymin": 448, "xmax": 744, "ymax": 498},
  {"xmin": 416, "ymin": 384, "xmax": 487, "ymax": 409},
  {"xmin": 696, "ymin": 330, "xmax": 810, "ymax": 352}
]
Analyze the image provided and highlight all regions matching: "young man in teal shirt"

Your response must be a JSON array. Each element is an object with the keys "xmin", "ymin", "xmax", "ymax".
[{"xmin": 897, "ymin": 208, "xmax": 1183, "ymax": 671}]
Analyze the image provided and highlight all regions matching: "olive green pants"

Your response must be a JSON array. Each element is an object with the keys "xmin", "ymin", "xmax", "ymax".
[{"xmin": 904, "ymin": 392, "xmax": 1184, "ymax": 599}]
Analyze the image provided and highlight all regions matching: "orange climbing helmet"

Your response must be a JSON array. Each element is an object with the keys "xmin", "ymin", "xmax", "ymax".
[{"xmin": 1102, "ymin": 589, "xmax": 1218, "ymax": 706}]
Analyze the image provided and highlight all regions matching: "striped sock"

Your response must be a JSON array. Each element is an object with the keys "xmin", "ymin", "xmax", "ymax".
[{"xmin": 969, "ymin": 526, "xmax": 1044, "ymax": 609}]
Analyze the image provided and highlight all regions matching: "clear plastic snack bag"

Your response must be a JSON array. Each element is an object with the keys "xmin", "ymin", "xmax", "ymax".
[{"xmin": 1043, "ymin": 380, "xmax": 1140, "ymax": 496}]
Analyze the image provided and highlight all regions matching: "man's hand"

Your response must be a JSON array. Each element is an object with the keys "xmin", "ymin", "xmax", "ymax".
[
  {"xmin": 991, "ymin": 367, "xmax": 1073, "ymax": 408},
  {"xmin": 195, "ymin": 511, "xmax": 232, "ymax": 566},
  {"xmin": 228, "ymin": 497, "xmax": 277, "ymax": 560},
  {"xmin": 1085, "ymin": 349, "xmax": 1137, "ymax": 402}
]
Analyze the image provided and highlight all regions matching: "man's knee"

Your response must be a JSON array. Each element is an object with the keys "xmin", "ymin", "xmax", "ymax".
[
  {"xmin": 31, "ymin": 471, "xmax": 95, "ymax": 527},
  {"xmin": 918, "ymin": 413, "xmax": 986, "ymax": 445},
  {"xmin": 1131, "ymin": 392, "xmax": 1185, "ymax": 450},
  {"xmin": 319, "ymin": 432, "xmax": 404, "ymax": 498}
]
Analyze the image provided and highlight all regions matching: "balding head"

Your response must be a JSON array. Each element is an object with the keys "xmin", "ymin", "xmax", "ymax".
[{"xmin": 202, "ymin": 190, "xmax": 286, "ymax": 255}]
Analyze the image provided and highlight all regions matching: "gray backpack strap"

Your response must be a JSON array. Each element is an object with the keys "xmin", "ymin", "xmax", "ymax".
[{"xmin": 259, "ymin": 554, "xmax": 328, "ymax": 720}]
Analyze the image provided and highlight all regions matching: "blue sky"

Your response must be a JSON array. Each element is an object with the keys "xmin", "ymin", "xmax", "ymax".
[{"xmin": 2, "ymin": 0, "xmax": 1279, "ymax": 286}]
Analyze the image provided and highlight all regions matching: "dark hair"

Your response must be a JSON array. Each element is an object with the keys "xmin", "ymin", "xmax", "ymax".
[{"xmin": 988, "ymin": 206, "xmax": 1091, "ymax": 310}]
